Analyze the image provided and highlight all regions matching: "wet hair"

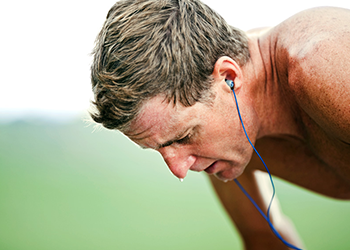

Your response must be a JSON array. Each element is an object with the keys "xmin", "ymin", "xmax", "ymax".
[{"xmin": 90, "ymin": 0, "xmax": 250, "ymax": 132}]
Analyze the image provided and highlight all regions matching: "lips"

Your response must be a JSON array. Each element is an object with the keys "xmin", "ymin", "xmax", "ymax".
[
  {"xmin": 204, "ymin": 161, "xmax": 219, "ymax": 174},
  {"xmin": 203, "ymin": 160, "xmax": 243, "ymax": 182}
]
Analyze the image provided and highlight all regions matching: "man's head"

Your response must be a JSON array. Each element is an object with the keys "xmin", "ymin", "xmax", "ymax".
[{"xmin": 90, "ymin": 0, "xmax": 250, "ymax": 132}]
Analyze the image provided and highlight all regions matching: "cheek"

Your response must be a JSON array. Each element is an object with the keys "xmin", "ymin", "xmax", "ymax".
[{"xmin": 192, "ymin": 134, "xmax": 230, "ymax": 159}]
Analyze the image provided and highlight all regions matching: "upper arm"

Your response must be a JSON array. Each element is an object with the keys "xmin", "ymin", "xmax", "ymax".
[
  {"xmin": 286, "ymin": 7, "xmax": 350, "ymax": 142},
  {"xmin": 208, "ymin": 170, "xmax": 302, "ymax": 249}
]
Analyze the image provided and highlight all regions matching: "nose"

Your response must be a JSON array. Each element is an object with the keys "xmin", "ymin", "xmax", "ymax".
[{"xmin": 158, "ymin": 146, "xmax": 196, "ymax": 179}]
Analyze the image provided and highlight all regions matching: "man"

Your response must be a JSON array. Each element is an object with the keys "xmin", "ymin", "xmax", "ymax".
[{"xmin": 90, "ymin": 0, "xmax": 350, "ymax": 249}]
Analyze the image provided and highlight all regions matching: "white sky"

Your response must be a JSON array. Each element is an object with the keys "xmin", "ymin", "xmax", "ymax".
[{"xmin": 0, "ymin": 0, "xmax": 349, "ymax": 122}]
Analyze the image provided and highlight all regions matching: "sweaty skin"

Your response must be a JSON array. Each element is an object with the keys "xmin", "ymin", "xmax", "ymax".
[
  {"xmin": 211, "ymin": 7, "xmax": 350, "ymax": 249},
  {"xmin": 246, "ymin": 7, "xmax": 350, "ymax": 198},
  {"xmin": 126, "ymin": 7, "xmax": 350, "ymax": 250}
]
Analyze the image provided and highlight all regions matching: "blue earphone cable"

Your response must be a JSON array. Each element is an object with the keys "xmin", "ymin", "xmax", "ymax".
[{"xmin": 227, "ymin": 80, "xmax": 302, "ymax": 250}]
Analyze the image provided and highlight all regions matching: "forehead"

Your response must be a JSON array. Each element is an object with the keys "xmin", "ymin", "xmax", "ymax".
[
  {"xmin": 135, "ymin": 96, "xmax": 177, "ymax": 135},
  {"xmin": 125, "ymin": 95, "xmax": 194, "ymax": 147}
]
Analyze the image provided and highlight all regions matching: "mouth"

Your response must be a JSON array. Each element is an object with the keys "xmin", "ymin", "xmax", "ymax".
[
  {"xmin": 204, "ymin": 161, "xmax": 219, "ymax": 174},
  {"xmin": 204, "ymin": 161, "xmax": 242, "ymax": 182}
]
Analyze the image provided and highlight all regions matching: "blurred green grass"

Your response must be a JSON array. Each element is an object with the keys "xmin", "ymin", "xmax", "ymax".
[{"xmin": 0, "ymin": 118, "xmax": 349, "ymax": 250}]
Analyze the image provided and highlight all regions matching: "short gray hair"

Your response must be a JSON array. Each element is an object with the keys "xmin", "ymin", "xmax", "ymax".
[{"xmin": 90, "ymin": 0, "xmax": 250, "ymax": 131}]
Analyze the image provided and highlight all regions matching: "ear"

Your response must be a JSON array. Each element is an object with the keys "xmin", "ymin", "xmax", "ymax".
[{"xmin": 212, "ymin": 56, "xmax": 243, "ymax": 92}]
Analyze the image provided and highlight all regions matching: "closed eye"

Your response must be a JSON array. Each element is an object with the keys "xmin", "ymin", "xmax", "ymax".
[
  {"xmin": 158, "ymin": 134, "xmax": 191, "ymax": 149},
  {"xmin": 175, "ymin": 134, "xmax": 192, "ymax": 145},
  {"xmin": 158, "ymin": 127, "xmax": 196, "ymax": 149}
]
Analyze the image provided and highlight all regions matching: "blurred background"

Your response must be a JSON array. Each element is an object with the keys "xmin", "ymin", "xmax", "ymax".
[{"xmin": 1, "ymin": 0, "xmax": 350, "ymax": 249}]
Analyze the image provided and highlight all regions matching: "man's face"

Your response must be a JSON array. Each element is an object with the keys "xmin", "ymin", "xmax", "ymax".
[{"xmin": 126, "ymin": 80, "xmax": 257, "ymax": 182}]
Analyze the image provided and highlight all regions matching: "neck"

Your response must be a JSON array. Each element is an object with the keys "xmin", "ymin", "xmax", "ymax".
[{"xmin": 244, "ymin": 31, "xmax": 302, "ymax": 140}]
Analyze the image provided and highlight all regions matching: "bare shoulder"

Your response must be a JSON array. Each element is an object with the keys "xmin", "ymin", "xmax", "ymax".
[
  {"xmin": 275, "ymin": 7, "xmax": 350, "ymax": 47},
  {"xmin": 275, "ymin": 7, "xmax": 350, "ymax": 142}
]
